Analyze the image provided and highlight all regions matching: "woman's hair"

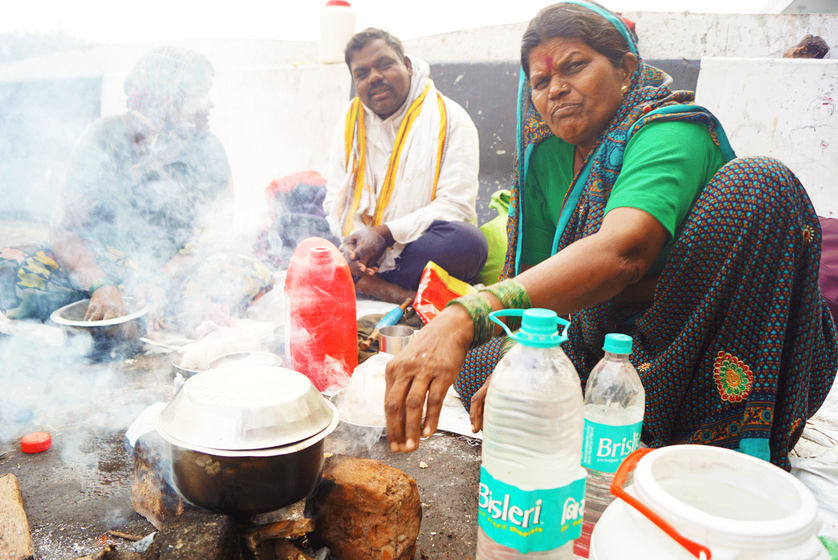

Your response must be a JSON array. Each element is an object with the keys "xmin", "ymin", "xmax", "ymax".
[
  {"xmin": 124, "ymin": 46, "xmax": 214, "ymax": 120},
  {"xmin": 521, "ymin": 2, "xmax": 633, "ymax": 78},
  {"xmin": 344, "ymin": 28, "xmax": 406, "ymax": 68}
]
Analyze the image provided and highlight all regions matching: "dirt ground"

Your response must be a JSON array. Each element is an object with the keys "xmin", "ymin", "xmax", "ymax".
[{"xmin": 0, "ymin": 340, "xmax": 482, "ymax": 560}]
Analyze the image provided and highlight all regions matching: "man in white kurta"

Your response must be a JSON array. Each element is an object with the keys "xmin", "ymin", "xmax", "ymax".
[{"xmin": 323, "ymin": 28, "xmax": 487, "ymax": 303}]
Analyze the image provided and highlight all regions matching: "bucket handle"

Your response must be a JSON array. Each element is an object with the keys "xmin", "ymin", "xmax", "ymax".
[{"xmin": 611, "ymin": 448, "xmax": 713, "ymax": 560}]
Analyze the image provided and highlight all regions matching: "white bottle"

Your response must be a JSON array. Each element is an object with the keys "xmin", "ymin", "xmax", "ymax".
[
  {"xmin": 575, "ymin": 333, "xmax": 645, "ymax": 558},
  {"xmin": 476, "ymin": 309, "xmax": 586, "ymax": 560},
  {"xmin": 319, "ymin": 0, "xmax": 357, "ymax": 64}
]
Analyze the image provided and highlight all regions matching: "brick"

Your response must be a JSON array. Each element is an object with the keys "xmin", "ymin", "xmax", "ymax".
[{"xmin": 306, "ymin": 456, "xmax": 421, "ymax": 560}]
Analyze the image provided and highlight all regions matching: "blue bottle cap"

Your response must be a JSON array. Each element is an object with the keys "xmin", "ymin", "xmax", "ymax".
[
  {"xmin": 489, "ymin": 308, "xmax": 569, "ymax": 348},
  {"xmin": 603, "ymin": 333, "xmax": 632, "ymax": 354}
]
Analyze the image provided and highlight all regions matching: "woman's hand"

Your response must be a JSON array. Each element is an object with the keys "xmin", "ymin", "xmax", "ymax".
[
  {"xmin": 385, "ymin": 304, "xmax": 474, "ymax": 452},
  {"xmin": 469, "ymin": 376, "xmax": 491, "ymax": 433},
  {"xmin": 85, "ymin": 285, "xmax": 126, "ymax": 321},
  {"xmin": 133, "ymin": 281, "xmax": 169, "ymax": 331}
]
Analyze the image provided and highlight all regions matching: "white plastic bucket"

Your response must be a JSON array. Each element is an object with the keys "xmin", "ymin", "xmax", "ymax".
[
  {"xmin": 589, "ymin": 445, "xmax": 828, "ymax": 560},
  {"xmin": 319, "ymin": 0, "xmax": 357, "ymax": 64}
]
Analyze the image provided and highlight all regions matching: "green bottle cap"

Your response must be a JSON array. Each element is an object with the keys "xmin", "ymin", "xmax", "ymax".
[{"xmin": 603, "ymin": 333, "xmax": 633, "ymax": 354}]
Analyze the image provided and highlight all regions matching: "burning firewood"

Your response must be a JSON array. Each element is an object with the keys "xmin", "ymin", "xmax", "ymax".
[
  {"xmin": 243, "ymin": 519, "xmax": 315, "ymax": 551},
  {"xmin": 0, "ymin": 473, "xmax": 34, "ymax": 560}
]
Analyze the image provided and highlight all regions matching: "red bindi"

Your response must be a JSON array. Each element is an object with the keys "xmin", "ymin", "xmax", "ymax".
[{"xmin": 544, "ymin": 56, "xmax": 553, "ymax": 70}]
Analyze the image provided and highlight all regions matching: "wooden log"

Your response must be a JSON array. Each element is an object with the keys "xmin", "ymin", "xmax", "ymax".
[
  {"xmin": 0, "ymin": 473, "xmax": 34, "ymax": 560},
  {"xmin": 251, "ymin": 541, "xmax": 276, "ymax": 560},
  {"xmin": 243, "ymin": 519, "xmax": 314, "ymax": 552},
  {"xmin": 105, "ymin": 530, "xmax": 144, "ymax": 542},
  {"xmin": 274, "ymin": 540, "xmax": 316, "ymax": 560}
]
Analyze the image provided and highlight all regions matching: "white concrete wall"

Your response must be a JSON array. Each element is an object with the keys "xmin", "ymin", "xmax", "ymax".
[{"xmin": 696, "ymin": 57, "xmax": 838, "ymax": 218}]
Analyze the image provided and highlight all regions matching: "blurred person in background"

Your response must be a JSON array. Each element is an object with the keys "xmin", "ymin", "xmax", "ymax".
[{"xmin": 0, "ymin": 46, "xmax": 273, "ymax": 332}]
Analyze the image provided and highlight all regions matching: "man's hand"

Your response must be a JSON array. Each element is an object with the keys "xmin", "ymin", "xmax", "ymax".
[
  {"xmin": 339, "ymin": 225, "xmax": 391, "ymax": 275},
  {"xmin": 384, "ymin": 304, "xmax": 474, "ymax": 452},
  {"xmin": 85, "ymin": 284, "xmax": 126, "ymax": 321}
]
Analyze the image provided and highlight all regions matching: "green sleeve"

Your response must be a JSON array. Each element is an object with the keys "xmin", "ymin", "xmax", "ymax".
[
  {"xmin": 606, "ymin": 121, "xmax": 728, "ymax": 274},
  {"xmin": 521, "ymin": 136, "xmax": 575, "ymax": 268},
  {"xmin": 606, "ymin": 120, "xmax": 728, "ymax": 240}
]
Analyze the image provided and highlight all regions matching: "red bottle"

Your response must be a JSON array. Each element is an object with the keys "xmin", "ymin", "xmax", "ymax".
[{"xmin": 284, "ymin": 237, "xmax": 357, "ymax": 391}]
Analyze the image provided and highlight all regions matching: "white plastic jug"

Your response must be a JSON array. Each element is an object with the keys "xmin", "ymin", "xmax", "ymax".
[
  {"xmin": 590, "ymin": 445, "xmax": 828, "ymax": 560},
  {"xmin": 319, "ymin": 0, "xmax": 357, "ymax": 64}
]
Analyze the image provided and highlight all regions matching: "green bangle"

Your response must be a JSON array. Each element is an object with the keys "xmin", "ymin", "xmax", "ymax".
[
  {"xmin": 89, "ymin": 276, "xmax": 116, "ymax": 294},
  {"xmin": 478, "ymin": 279, "xmax": 532, "ymax": 331},
  {"xmin": 445, "ymin": 292, "xmax": 495, "ymax": 349}
]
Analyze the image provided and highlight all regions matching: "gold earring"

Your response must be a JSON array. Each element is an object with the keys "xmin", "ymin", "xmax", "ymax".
[{"xmin": 621, "ymin": 85, "xmax": 629, "ymax": 95}]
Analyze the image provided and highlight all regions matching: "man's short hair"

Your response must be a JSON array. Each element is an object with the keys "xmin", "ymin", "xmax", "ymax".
[{"xmin": 344, "ymin": 28, "xmax": 405, "ymax": 68}]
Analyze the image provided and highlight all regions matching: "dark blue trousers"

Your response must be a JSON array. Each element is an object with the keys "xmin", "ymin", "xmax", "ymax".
[{"xmin": 378, "ymin": 220, "xmax": 488, "ymax": 291}]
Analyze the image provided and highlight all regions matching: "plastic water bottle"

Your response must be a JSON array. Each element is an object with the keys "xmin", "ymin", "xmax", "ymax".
[
  {"xmin": 574, "ymin": 333, "xmax": 645, "ymax": 558},
  {"xmin": 284, "ymin": 237, "xmax": 357, "ymax": 391},
  {"xmin": 476, "ymin": 309, "xmax": 586, "ymax": 559}
]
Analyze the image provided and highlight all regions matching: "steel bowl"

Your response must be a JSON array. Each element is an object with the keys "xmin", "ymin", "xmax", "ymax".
[
  {"xmin": 50, "ymin": 298, "xmax": 150, "ymax": 358},
  {"xmin": 171, "ymin": 359, "xmax": 204, "ymax": 379},
  {"xmin": 156, "ymin": 400, "xmax": 339, "ymax": 516},
  {"xmin": 156, "ymin": 365, "xmax": 333, "ymax": 451}
]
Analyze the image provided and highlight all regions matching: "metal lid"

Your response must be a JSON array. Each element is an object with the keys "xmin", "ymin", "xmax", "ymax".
[{"xmin": 156, "ymin": 365, "xmax": 334, "ymax": 451}]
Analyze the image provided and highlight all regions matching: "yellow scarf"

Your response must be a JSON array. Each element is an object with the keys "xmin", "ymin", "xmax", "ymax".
[{"xmin": 338, "ymin": 84, "xmax": 448, "ymax": 237}]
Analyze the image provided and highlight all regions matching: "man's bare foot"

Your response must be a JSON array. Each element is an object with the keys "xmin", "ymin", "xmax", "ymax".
[{"xmin": 355, "ymin": 274, "xmax": 415, "ymax": 304}]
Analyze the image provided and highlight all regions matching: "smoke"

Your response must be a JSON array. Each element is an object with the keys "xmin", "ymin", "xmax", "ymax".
[
  {"xmin": 0, "ymin": 76, "xmax": 101, "ymax": 223},
  {"xmin": 0, "ymin": 334, "xmax": 165, "ymax": 464},
  {"xmin": 0, "ymin": 335, "xmax": 162, "ymax": 429}
]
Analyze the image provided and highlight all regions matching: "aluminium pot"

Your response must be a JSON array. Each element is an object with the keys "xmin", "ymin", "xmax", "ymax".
[
  {"xmin": 157, "ymin": 403, "xmax": 338, "ymax": 517},
  {"xmin": 153, "ymin": 365, "xmax": 339, "ymax": 517}
]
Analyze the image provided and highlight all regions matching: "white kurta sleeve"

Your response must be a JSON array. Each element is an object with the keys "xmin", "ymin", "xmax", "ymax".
[{"xmin": 383, "ymin": 98, "xmax": 480, "ymax": 245}]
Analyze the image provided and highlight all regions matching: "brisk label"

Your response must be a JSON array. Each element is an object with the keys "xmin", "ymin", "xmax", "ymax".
[{"xmin": 597, "ymin": 432, "xmax": 641, "ymax": 458}]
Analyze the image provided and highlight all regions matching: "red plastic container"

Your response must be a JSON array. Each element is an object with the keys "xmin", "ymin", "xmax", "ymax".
[{"xmin": 285, "ymin": 237, "xmax": 357, "ymax": 391}]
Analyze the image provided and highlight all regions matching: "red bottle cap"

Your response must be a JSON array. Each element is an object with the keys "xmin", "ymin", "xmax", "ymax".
[
  {"xmin": 21, "ymin": 432, "xmax": 52, "ymax": 453},
  {"xmin": 326, "ymin": 0, "xmax": 351, "ymax": 6}
]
